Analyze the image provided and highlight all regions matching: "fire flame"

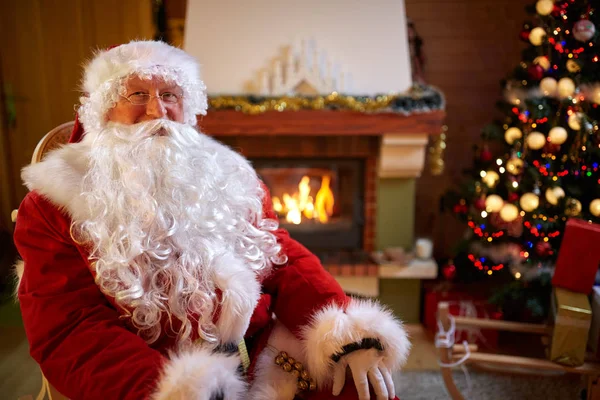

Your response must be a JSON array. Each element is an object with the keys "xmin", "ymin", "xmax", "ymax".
[{"xmin": 272, "ymin": 175, "xmax": 334, "ymax": 224}]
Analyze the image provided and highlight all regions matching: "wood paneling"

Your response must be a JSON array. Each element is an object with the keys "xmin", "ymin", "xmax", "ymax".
[
  {"xmin": 0, "ymin": 0, "xmax": 155, "ymax": 211},
  {"xmin": 406, "ymin": 0, "xmax": 529, "ymax": 257}
]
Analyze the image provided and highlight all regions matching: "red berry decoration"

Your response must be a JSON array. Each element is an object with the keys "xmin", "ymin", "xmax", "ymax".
[
  {"xmin": 442, "ymin": 262, "xmax": 457, "ymax": 281},
  {"xmin": 480, "ymin": 148, "xmax": 493, "ymax": 162},
  {"xmin": 528, "ymin": 64, "xmax": 544, "ymax": 81},
  {"xmin": 474, "ymin": 197, "xmax": 486, "ymax": 210},
  {"xmin": 544, "ymin": 142, "xmax": 561, "ymax": 154},
  {"xmin": 535, "ymin": 241, "xmax": 552, "ymax": 257},
  {"xmin": 508, "ymin": 192, "xmax": 520, "ymax": 202}
]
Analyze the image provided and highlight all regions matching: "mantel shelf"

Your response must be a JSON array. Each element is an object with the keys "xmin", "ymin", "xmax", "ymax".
[{"xmin": 199, "ymin": 109, "xmax": 446, "ymax": 137}]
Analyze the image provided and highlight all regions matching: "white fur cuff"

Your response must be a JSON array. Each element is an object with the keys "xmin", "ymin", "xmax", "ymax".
[
  {"xmin": 301, "ymin": 298, "xmax": 411, "ymax": 386},
  {"xmin": 153, "ymin": 346, "xmax": 246, "ymax": 400}
]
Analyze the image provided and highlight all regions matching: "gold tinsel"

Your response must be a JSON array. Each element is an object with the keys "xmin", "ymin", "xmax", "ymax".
[
  {"xmin": 208, "ymin": 85, "xmax": 442, "ymax": 115},
  {"xmin": 208, "ymin": 92, "xmax": 399, "ymax": 114},
  {"xmin": 429, "ymin": 125, "xmax": 447, "ymax": 176}
]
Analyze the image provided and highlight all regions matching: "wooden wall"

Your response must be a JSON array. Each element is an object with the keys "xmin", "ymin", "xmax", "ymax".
[
  {"xmin": 0, "ymin": 0, "xmax": 155, "ymax": 227},
  {"xmin": 406, "ymin": 0, "xmax": 529, "ymax": 258},
  {"xmin": 0, "ymin": 0, "xmax": 155, "ymax": 285}
]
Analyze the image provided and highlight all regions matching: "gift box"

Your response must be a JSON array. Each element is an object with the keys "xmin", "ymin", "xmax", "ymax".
[
  {"xmin": 588, "ymin": 286, "xmax": 600, "ymax": 358},
  {"xmin": 424, "ymin": 288, "xmax": 500, "ymax": 349},
  {"xmin": 552, "ymin": 219, "xmax": 600, "ymax": 294},
  {"xmin": 549, "ymin": 287, "xmax": 592, "ymax": 366}
]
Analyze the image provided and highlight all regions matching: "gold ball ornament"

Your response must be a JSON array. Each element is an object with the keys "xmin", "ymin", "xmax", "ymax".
[
  {"xmin": 506, "ymin": 157, "xmax": 524, "ymax": 175},
  {"xmin": 549, "ymin": 126, "xmax": 568, "ymax": 145},
  {"xmin": 283, "ymin": 362, "xmax": 292, "ymax": 372},
  {"xmin": 592, "ymin": 86, "xmax": 600, "ymax": 105},
  {"xmin": 485, "ymin": 194, "xmax": 504, "ymax": 213},
  {"xmin": 504, "ymin": 127, "xmax": 523, "ymax": 144},
  {"xmin": 568, "ymin": 113, "xmax": 583, "ymax": 130},
  {"xmin": 527, "ymin": 131, "xmax": 547, "ymax": 150},
  {"xmin": 566, "ymin": 59, "xmax": 581, "ymax": 73},
  {"xmin": 482, "ymin": 170, "xmax": 500, "ymax": 188},
  {"xmin": 590, "ymin": 199, "xmax": 600, "ymax": 217},
  {"xmin": 529, "ymin": 27, "xmax": 547, "ymax": 46},
  {"xmin": 545, "ymin": 186, "xmax": 565, "ymax": 205},
  {"xmin": 540, "ymin": 77, "xmax": 558, "ymax": 96},
  {"xmin": 558, "ymin": 77, "xmax": 576, "ymax": 98},
  {"xmin": 565, "ymin": 198, "xmax": 582, "ymax": 217},
  {"xmin": 520, "ymin": 192, "xmax": 540, "ymax": 212},
  {"xmin": 536, "ymin": 0, "xmax": 554, "ymax": 16},
  {"xmin": 500, "ymin": 203, "xmax": 520, "ymax": 222},
  {"xmin": 534, "ymin": 56, "xmax": 551, "ymax": 71}
]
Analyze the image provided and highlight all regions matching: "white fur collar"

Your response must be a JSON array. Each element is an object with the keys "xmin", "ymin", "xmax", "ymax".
[{"xmin": 22, "ymin": 141, "xmax": 92, "ymax": 221}]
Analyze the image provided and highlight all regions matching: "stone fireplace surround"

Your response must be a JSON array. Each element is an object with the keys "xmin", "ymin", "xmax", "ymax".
[{"xmin": 199, "ymin": 109, "xmax": 445, "ymax": 295}]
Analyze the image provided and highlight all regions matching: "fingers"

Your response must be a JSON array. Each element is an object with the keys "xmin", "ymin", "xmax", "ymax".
[
  {"xmin": 350, "ymin": 364, "xmax": 370, "ymax": 400},
  {"xmin": 381, "ymin": 367, "xmax": 395, "ymax": 399},
  {"xmin": 367, "ymin": 368, "xmax": 388, "ymax": 400},
  {"xmin": 332, "ymin": 360, "xmax": 347, "ymax": 396}
]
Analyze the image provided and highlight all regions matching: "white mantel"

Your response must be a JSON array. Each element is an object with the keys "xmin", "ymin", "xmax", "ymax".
[{"xmin": 184, "ymin": 0, "xmax": 412, "ymax": 95}]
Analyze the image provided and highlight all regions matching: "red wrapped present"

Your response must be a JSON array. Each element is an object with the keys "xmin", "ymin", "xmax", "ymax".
[
  {"xmin": 424, "ymin": 288, "xmax": 501, "ymax": 349},
  {"xmin": 552, "ymin": 219, "xmax": 600, "ymax": 294}
]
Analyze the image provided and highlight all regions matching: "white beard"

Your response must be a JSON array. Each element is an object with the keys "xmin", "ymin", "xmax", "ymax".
[{"xmin": 72, "ymin": 120, "xmax": 284, "ymax": 345}]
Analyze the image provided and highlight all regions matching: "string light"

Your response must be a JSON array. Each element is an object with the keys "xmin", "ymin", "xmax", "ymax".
[{"xmin": 468, "ymin": 254, "xmax": 504, "ymax": 272}]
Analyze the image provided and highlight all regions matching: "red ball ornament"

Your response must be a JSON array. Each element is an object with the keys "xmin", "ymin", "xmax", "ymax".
[
  {"xmin": 528, "ymin": 64, "xmax": 544, "ymax": 81},
  {"xmin": 535, "ymin": 241, "xmax": 552, "ymax": 257},
  {"xmin": 543, "ymin": 142, "xmax": 561, "ymax": 154},
  {"xmin": 520, "ymin": 29, "xmax": 531, "ymax": 42},
  {"xmin": 480, "ymin": 148, "xmax": 493, "ymax": 163},
  {"xmin": 442, "ymin": 262, "xmax": 457, "ymax": 281},
  {"xmin": 508, "ymin": 192, "xmax": 520, "ymax": 202},
  {"xmin": 474, "ymin": 197, "xmax": 486, "ymax": 211}
]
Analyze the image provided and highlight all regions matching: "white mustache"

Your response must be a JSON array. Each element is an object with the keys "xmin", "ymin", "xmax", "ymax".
[{"xmin": 104, "ymin": 119, "xmax": 186, "ymax": 142}]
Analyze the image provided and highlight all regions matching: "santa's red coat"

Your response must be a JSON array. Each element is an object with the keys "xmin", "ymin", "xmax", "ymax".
[{"xmin": 15, "ymin": 189, "xmax": 402, "ymax": 399}]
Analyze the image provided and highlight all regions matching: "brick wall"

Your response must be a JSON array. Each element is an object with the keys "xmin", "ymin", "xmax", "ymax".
[{"xmin": 406, "ymin": 0, "xmax": 529, "ymax": 258}]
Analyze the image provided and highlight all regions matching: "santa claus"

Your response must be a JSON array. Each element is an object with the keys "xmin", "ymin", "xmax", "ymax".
[{"xmin": 14, "ymin": 40, "xmax": 410, "ymax": 400}]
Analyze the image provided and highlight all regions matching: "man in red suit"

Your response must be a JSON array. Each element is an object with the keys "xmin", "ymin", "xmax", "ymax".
[{"xmin": 14, "ymin": 40, "xmax": 410, "ymax": 400}]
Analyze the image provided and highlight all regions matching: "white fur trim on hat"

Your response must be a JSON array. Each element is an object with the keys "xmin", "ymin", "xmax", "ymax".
[
  {"xmin": 153, "ymin": 346, "xmax": 246, "ymax": 400},
  {"xmin": 300, "ymin": 298, "xmax": 411, "ymax": 387},
  {"xmin": 78, "ymin": 40, "xmax": 208, "ymax": 132}
]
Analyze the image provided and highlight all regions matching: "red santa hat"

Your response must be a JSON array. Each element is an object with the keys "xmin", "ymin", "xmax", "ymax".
[{"xmin": 75, "ymin": 40, "xmax": 208, "ymax": 139}]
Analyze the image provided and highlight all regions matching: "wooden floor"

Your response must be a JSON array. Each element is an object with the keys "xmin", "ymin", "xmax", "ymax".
[
  {"xmin": 0, "ymin": 298, "xmax": 439, "ymax": 399},
  {"xmin": 0, "ymin": 302, "xmax": 41, "ymax": 400}
]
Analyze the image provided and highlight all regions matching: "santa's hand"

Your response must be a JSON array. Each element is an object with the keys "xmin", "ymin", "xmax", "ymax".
[{"xmin": 332, "ymin": 348, "xmax": 395, "ymax": 400}]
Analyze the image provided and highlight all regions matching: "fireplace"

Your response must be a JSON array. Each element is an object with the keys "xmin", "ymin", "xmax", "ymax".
[
  {"xmin": 253, "ymin": 158, "xmax": 365, "ymax": 253},
  {"xmin": 199, "ymin": 109, "xmax": 445, "ymax": 281}
]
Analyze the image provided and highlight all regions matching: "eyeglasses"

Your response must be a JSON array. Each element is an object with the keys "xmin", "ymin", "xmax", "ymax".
[{"xmin": 120, "ymin": 91, "xmax": 182, "ymax": 105}]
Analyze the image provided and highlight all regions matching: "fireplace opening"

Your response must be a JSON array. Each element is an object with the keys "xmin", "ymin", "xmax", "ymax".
[{"xmin": 253, "ymin": 158, "xmax": 364, "ymax": 253}]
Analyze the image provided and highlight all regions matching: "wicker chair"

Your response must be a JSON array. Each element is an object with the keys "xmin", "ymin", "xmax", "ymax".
[
  {"xmin": 13, "ymin": 121, "xmax": 74, "ymax": 400},
  {"xmin": 11, "ymin": 121, "xmax": 74, "ymax": 223}
]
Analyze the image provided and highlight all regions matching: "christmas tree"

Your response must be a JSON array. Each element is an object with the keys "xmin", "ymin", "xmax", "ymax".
[{"xmin": 444, "ymin": 0, "xmax": 600, "ymax": 321}]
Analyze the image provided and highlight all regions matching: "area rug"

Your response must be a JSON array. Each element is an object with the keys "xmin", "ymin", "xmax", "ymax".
[{"xmin": 394, "ymin": 369, "xmax": 583, "ymax": 400}]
